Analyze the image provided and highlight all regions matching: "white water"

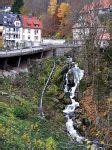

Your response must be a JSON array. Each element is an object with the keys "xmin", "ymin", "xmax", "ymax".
[{"xmin": 63, "ymin": 62, "xmax": 85, "ymax": 143}]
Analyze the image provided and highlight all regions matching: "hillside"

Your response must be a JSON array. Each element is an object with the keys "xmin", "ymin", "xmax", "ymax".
[{"xmin": 0, "ymin": 57, "xmax": 88, "ymax": 149}]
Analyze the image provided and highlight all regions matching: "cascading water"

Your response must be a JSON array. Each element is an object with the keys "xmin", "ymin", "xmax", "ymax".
[
  {"xmin": 63, "ymin": 61, "xmax": 85, "ymax": 143},
  {"xmin": 63, "ymin": 59, "xmax": 105, "ymax": 150}
]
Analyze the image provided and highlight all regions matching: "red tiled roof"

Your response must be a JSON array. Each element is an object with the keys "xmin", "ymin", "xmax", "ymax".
[
  {"xmin": 99, "ymin": 33, "xmax": 110, "ymax": 40},
  {"xmin": 22, "ymin": 15, "xmax": 43, "ymax": 29},
  {"xmin": 83, "ymin": 0, "xmax": 111, "ymax": 12}
]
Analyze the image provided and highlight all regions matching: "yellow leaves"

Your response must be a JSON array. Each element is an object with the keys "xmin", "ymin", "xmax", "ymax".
[
  {"xmin": 48, "ymin": 0, "xmax": 71, "ymax": 18},
  {"xmin": 21, "ymin": 133, "xmax": 30, "ymax": 143},
  {"xmin": 46, "ymin": 137, "xmax": 56, "ymax": 150},
  {"xmin": 31, "ymin": 123, "xmax": 39, "ymax": 130},
  {"xmin": 57, "ymin": 3, "xmax": 70, "ymax": 19},
  {"xmin": 34, "ymin": 139, "xmax": 45, "ymax": 148},
  {"xmin": 108, "ymin": 97, "xmax": 112, "ymax": 104},
  {"xmin": 48, "ymin": 0, "xmax": 58, "ymax": 15}
]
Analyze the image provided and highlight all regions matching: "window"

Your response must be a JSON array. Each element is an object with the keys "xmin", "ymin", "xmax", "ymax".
[
  {"xmin": 6, "ymin": 28, "xmax": 9, "ymax": 32},
  {"xmin": 28, "ymin": 28, "xmax": 30, "ymax": 33},
  {"xmin": 16, "ymin": 35, "xmax": 18, "ymax": 38},
  {"xmin": 3, "ymin": 18, "xmax": 7, "ymax": 24},
  {"xmin": 16, "ymin": 22, "xmax": 20, "ymax": 26},
  {"xmin": 35, "ymin": 24, "xmax": 38, "ymax": 28},
  {"xmin": 35, "ymin": 29, "xmax": 38, "ymax": 34},
  {"xmin": 9, "ymin": 34, "xmax": 10, "ymax": 39},
  {"xmin": 16, "ymin": 28, "xmax": 18, "ymax": 32},
  {"xmin": 35, "ymin": 30, "xmax": 36, "ymax": 35},
  {"xmin": 35, "ymin": 36, "xmax": 38, "ymax": 40},
  {"xmin": 28, "ymin": 36, "xmax": 30, "ymax": 40}
]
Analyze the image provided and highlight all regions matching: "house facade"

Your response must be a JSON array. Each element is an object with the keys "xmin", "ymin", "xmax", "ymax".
[
  {"xmin": 0, "ymin": 6, "xmax": 11, "ymax": 13},
  {"xmin": 0, "ymin": 26, "xmax": 4, "ymax": 48},
  {"xmin": 0, "ymin": 14, "xmax": 4, "ymax": 48},
  {"xmin": 0, "ymin": 13, "xmax": 43, "ymax": 49},
  {"xmin": 72, "ymin": 0, "xmax": 111, "ymax": 48},
  {"xmin": 2, "ymin": 13, "xmax": 23, "ymax": 48},
  {"xmin": 22, "ymin": 15, "xmax": 42, "ymax": 47}
]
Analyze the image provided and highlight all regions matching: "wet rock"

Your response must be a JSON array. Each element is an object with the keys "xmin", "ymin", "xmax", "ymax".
[{"xmin": 82, "ymin": 118, "xmax": 92, "ymax": 127}]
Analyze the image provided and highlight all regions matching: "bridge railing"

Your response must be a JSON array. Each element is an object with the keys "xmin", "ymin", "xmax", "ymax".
[{"xmin": 0, "ymin": 43, "xmax": 82, "ymax": 58}]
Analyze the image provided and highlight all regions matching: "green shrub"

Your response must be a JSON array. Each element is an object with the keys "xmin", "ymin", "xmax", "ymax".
[
  {"xmin": 0, "ymin": 116, "xmax": 7, "ymax": 126},
  {"xmin": 0, "ymin": 102, "xmax": 7, "ymax": 114},
  {"xmin": 46, "ymin": 137, "xmax": 56, "ymax": 150},
  {"xmin": 14, "ymin": 107, "xmax": 29, "ymax": 119}
]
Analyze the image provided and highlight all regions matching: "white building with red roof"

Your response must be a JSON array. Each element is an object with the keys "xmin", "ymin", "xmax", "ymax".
[
  {"xmin": 0, "ymin": 13, "xmax": 43, "ymax": 48},
  {"xmin": 22, "ymin": 15, "xmax": 43, "ymax": 47}
]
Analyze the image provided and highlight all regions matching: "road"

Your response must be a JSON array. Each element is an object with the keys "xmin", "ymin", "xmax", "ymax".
[{"xmin": 0, "ymin": 44, "xmax": 80, "ymax": 58}]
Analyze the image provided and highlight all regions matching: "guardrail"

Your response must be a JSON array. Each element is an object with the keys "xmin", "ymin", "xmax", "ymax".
[
  {"xmin": 0, "ymin": 47, "xmax": 44, "ymax": 58},
  {"xmin": 0, "ymin": 44, "xmax": 81, "ymax": 58}
]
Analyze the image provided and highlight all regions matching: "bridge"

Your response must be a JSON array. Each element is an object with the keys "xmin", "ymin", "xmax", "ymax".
[
  {"xmin": 0, "ymin": 43, "xmax": 81, "ymax": 58},
  {"xmin": 0, "ymin": 43, "xmax": 81, "ymax": 70}
]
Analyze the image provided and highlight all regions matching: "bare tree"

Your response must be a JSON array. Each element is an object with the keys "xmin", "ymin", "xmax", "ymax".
[{"xmin": 72, "ymin": 0, "xmax": 111, "ymax": 147}]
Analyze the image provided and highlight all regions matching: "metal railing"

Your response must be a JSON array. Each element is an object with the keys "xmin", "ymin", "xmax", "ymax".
[{"xmin": 0, "ymin": 43, "xmax": 81, "ymax": 58}]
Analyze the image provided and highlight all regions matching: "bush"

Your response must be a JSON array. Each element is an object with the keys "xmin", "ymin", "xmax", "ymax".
[
  {"xmin": 46, "ymin": 137, "xmax": 56, "ymax": 150},
  {"xmin": 0, "ymin": 102, "xmax": 7, "ymax": 114},
  {"xmin": 14, "ymin": 107, "xmax": 29, "ymax": 119}
]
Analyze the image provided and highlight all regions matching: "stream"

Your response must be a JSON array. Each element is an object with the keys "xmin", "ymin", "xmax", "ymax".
[
  {"xmin": 63, "ymin": 61, "xmax": 85, "ymax": 143},
  {"xmin": 63, "ymin": 60, "xmax": 106, "ymax": 150}
]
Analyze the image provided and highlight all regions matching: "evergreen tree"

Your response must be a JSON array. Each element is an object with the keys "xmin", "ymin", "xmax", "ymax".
[{"xmin": 12, "ymin": 0, "xmax": 24, "ymax": 13}]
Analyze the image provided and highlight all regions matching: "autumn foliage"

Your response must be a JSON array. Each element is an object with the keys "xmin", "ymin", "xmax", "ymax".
[
  {"xmin": 57, "ymin": 3, "xmax": 70, "ymax": 21},
  {"xmin": 42, "ymin": 0, "xmax": 72, "ymax": 38},
  {"xmin": 48, "ymin": 0, "xmax": 58, "ymax": 15}
]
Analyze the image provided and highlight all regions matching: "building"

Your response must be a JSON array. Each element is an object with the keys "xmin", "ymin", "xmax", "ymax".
[
  {"xmin": 72, "ymin": 0, "xmax": 111, "ymax": 48},
  {"xmin": 0, "ymin": 0, "xmax": 13, "ymax": 13},
  {"xmin": 0, "ymin": 6, "xmax": 11, "ymax": 13},
  {"xmin": 2, "ymin": 13, "xmax": 23, "ymax": 48},
  {"xmin": 22, "ymin": 15, "xmax": 43, "ymax": 47},
  {"xmin": 0, "ymin": 13, "xmax": 43, "ymax": 49},
  {"xmin": 72, "ymin": 22, "xmax": 90, "ymax": 46},
  {"xmin": 0, "ymin": 14, "xmax": 4, "ymax": 48}
]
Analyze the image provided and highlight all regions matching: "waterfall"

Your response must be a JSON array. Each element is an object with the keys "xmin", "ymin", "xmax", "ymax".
[
  {"xmin": 63, "ymin": 61, "xmax": 85, "ymax": 143},
  {"xmin": 63, "ymin": 59, "xmax": 104, "ymax": 149}
]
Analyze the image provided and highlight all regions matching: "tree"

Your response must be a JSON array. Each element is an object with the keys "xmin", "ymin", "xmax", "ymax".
[
  {"xmin": 20, "ymin": 5, "xmax": 29, "ymax": 15},
  {"xmin": 25, "ymin": 0, "xmax": 49, "ymax": 17},
  {"xmin": 12, "ymin": 0, "xmax": 24, "ymax": 13},
  {"xmin": 48, "ymin": 0, "xmax": 58, "ymax": 15},
  {"xmin": 57, "ymin": 3, "xmax": 70, "ymax": 22}
]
